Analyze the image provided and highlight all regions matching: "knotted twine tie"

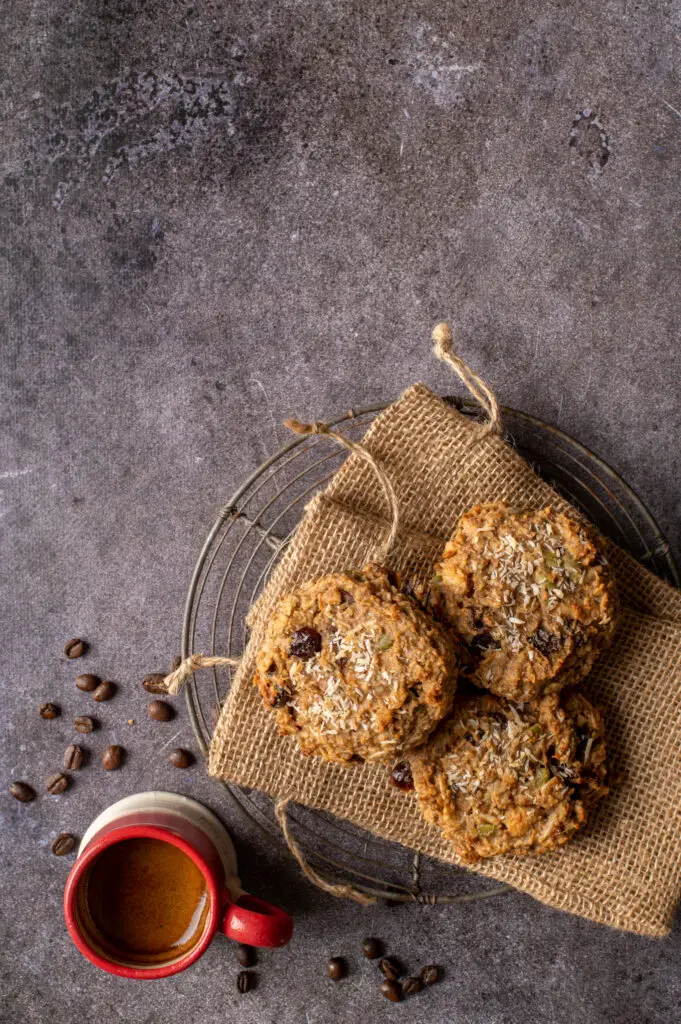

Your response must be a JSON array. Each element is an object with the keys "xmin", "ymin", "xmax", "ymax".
[{"xmin": 160, "ymin": 322, "xmax": 502, "ymax": 903}]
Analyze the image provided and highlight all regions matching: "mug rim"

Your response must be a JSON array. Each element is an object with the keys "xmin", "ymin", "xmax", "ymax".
[{"xmin": 64, "ymin": 823, "xmax": 221, "ymax": 979}]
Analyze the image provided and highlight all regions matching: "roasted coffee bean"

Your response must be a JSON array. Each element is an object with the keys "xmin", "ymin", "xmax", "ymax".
[
  {"xmin": 402, "ymin": 976, "xmax": 423, "ymax": 997},
  {"xmin": 327, "ymin": 957, "xmax": 346, "ymax": 981},
  {"xmin": 420, "ymin": 965, "xmax": 441, "ymax": 986},
  {"xmin": 169, "ymin": 748, "xmax": 193, "ymax": 769},
  {"xmin": 63, "ymin": 744, "xmax": 84, "ymax": 770},
  {"xmin": 39, "ymin": 703, "xmax": 60, "ymax": 719},
  {"xmin": 380, "ymin": 980, "xmax": 402, "ymax": 1003},
  {"xmin": 64, "ymin": 638, "xmax": 87, "ymax": 659},
  {"xmin": 529, "ymin": 627, "xmax": 562, "ymax": 655},
  {"xmin": 237, "ymin": 971, "xmax": 254, "ymax": 994},
  {"xmin": 379, "ymin": 958, "xmax": 401, "ymax": 981},
  {"xmin": 102, "ymin": 745, "xmax": 123, "ymax": 771},
  {"xmin": 46, "ymin": 773, "xmax": 69, "ymax": 795},
  {"xmin": 75, "ymin": 673, "xmax": 100, "ymax": 692},
  {"xmin": 74, "ymin": 716, "xmax": 96, "ymax": 734},
  {"xmin": 171, "ymin": 655, "xmax": 182, "ymax": 672},
  {"xmin": 236, "ymin": 944, "xmax": 255, "ymax": 967},
  {"xmin": 289, "ymin": 627, "xmax": 322, "ymax": 659},
  {"xmin": 9, "ymin": 781, "xmax": 35, "ymax": 803},
  {"xmin": 92, "ymin": 680, "xmax": 116, "ymax": 702},
  {"xmin": 51, "ymin": 833, "xmax": 76, "ymax": 856},
  {"xmin": 148, "ymin": 699, "xmax": 173, "ymax": 722},
  {"xmin": 142, "ymin": 673, "xmax": 168, "ymax": 694},
  {"xmin": 361, "ymin": 937, "xmax": 382, "ymax": 960},
  {"xmin": 390, "ymin": 761, "xmax": 414, "ymax": 792}
]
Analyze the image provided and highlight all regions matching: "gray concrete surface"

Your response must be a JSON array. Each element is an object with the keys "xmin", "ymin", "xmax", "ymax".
[{"xmin": 2, "ymin": 0, "xmax": 681, "ymax": 1021}]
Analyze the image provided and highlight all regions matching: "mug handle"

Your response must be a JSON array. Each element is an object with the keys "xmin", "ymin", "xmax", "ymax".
[{"xmin": 222, "ymin": 892, "xmax": 293, "ymax": 948}]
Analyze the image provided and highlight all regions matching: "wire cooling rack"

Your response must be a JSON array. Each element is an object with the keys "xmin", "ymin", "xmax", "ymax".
[{"xmin": 182, "ymin": 398, "xmax": 678, "ymax": 904}]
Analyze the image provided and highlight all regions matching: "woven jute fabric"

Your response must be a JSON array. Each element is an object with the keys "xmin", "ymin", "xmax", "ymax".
[{"xmin": 209, "ymin": 384, "xmax": 681, "ymax": 936}]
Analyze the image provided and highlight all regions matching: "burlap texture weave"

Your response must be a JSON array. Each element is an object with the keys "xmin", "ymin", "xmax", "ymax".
[{"xmin": 208, "ymin": 384, "xmax": 681, "ymax": 936}]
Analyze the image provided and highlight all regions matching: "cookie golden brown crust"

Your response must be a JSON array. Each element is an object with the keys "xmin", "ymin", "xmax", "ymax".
[
  {"xmin": 409, "ymin": 688, "xmax": 608, "ymax": 862},
  {"xmin": 254, "ymin": 564, "xmax": 458, "ymax": 765},
  {"xmin": 434, "ymin": 503, "xmax": 619, "ymax": 701}
]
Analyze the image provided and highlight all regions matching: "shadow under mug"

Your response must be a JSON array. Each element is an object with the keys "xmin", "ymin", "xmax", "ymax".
[{"xmin": 63, "ymin": 792, "xmax": 293, "ymax": 979}]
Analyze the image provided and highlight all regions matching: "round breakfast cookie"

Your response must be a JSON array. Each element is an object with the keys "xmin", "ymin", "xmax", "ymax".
[
  {"xmin": 253, "ymin": 564, "xmax": 458, "ymax": 765},
  {"xmin": 409, "ymin": 688, "xmax": 608, "ymax": 863},
  {"xmin": 434, "ymin": 503, "xmax": 619, "ymax": 701}
]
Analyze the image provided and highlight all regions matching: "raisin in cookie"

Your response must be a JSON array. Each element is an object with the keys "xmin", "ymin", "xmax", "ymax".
[
  {"xmin": 410, "ymin": 688, "xmax": 608, "ymax": 862},
  {"xmin": 254, "ymin": 564, "xmax": 458, "ymax": 765},
  {"xmin": 434, "ymin": 503, "xmax": 618, "ymax": 701}
]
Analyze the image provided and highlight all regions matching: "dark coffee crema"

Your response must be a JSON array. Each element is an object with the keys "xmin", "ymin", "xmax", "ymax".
[{"xmin": 77, "ymin": 837, "xmax": 210, "ymax": 965}]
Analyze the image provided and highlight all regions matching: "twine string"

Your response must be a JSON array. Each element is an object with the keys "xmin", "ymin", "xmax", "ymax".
[
  {"xmin": 274, "ymin": 798, "xmax": 377, "ymax": 905},
  {"xmin": 161, "ymin": 653, "xmax": 241, "ymax": 696},
  {"xmin": 432, "ymin": 321, "xmax": 502, "ymax": 441},
  {"xmin": 283, "ymin": 417, "xmax": 400, "ymax": 562}
]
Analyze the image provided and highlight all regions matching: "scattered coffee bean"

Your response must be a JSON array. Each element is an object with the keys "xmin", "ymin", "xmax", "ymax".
[
  {"xmin": 92, "ymin": 680, "xmax": 116, "ymax": 702},
  {"xmin": 51, "ymin": 833, "xmax": 76, "ymax": 856},
  {"xmin": 420, "ymin": 965, "xmax": 441, "ymax": 986},
  {"xmin": 75, "ymin": 673, "xmax": 100, "ymax": 692},
  {"xmin": 390, "ymin": 761, "xmax": 414, "ymax": 792},
  {"xmin": 148, "ymin": 699, "xmax": 173, "ymax": 722},
  {"xmin": 169, "ymin": 748, "xmax": 193, "ymax": 769},
  {"xmin": 171, "ymin": 655, "xmax": 182, "ymax": 672},
  {"xmin": 289, "ymin": 627, "xmax": 322, "ymax": 659},
  {"xmin": 236, "ymin": 943, "xmax": 255, "ymax": 968},
  {"xmin": 402, "ymin": 976, "xmax": 423, "ymax": 997},
  {"xmin": 64, "ymin": 638, "xmax": 87, "ymax": 659},
  {"xmin": 102, "ymin": 745, "xmax": 123, "ymax": 771},
  {"xmin": 327, "ymin": 957, "xmax": 346, "ymax": 981},
  {"xmin": 379, "ymin": 957, "xmax": 401, "ymax": 981},
  {"xmin": 361, "ymin": 937, "xmax": 382, "ymax": 960},
  {"xmin": 380, "ymin": 980, "xmax": 402, "ymax": 1003},
  {"xmin": 237, "ymin": 970, "xmax": 254, "ymax": 994},
  {"xmin": 63, "ymin": 744, "xmax": 84, "ymax": 770},
  {"xmin": 142, "ymin": 673, "xmax": 168, "ymax": 694},
  {"xmin": 9, "ymin": 781, "xmax": 35, "ymax": 803},
  {"xmin": 74, "ymin": 716, "xmax": 96, "ymax": 734},
  {"xmin": 46, "ymin": 773, "xmax": 69, "ymax": 795},
  {"xmin": 39, "ymin": 703, "xmax": 60, "ymax": 720}
]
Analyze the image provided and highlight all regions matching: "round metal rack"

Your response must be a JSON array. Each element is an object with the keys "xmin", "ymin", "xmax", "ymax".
[{"xmin": 182, "ymin": 397, "xmax": 678, "ymax": 904}]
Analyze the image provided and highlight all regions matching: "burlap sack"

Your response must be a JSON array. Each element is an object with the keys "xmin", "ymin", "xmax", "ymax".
[{"xmin": 208, "ymin": 384, "xmax": 681, "ymax": 937}]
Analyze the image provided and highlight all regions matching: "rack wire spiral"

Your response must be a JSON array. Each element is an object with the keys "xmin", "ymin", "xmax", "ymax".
[{"xmin": 182, "ymin": 398, "xmax": 678, "ymax": 904}]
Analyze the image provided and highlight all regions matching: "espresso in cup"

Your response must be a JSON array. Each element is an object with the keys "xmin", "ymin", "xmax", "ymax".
[{"xmin": 76, "ymin": 837, "xmax": 210, "ymax": 965}]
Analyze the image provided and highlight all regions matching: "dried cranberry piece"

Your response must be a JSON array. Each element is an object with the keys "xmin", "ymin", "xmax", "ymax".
[
  {"xmin": 338, "ymin": 589, "xmax": 355, "ymax": 604},
  {"xmin": 390, "ymin": 761, "xmax": 414, "ymax": 792},
  {"xmin": 529, "ymin": 627, "xmax": 562, "ymax": 655},
  {"xmin": 289, "ymin": 627, "xmax": 322, "ymax": 659}
]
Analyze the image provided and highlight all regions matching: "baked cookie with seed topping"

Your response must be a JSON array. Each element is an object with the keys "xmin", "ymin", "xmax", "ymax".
[
  {"xmin": 434, "ymin": 503, "xmax": 619, "ymax": 701},
  {"xmin": 253, "ymin": 564, "xmax": 458, "ymax": 765},
  {"xmin": 409, "ymin": 688, "xmax": 608, "ymax": 862}
]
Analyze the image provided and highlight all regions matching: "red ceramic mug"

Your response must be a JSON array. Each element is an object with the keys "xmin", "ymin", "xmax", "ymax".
[{"xmin": 64, "ymin": 792, "xmax": 293, "ymax": 978}]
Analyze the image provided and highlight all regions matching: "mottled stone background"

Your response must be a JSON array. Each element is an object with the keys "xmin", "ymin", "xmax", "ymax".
[{"xmin": 2, "ymin": 1, "xmax": 680, "ymax": 1021}]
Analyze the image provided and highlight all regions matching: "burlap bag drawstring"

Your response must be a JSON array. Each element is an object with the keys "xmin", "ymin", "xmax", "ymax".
[{"xmin": 160, "ymin": 323, "xmax": 499, "ymax": 903}]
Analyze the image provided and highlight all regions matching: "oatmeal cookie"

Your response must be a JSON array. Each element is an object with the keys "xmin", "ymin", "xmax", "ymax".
[
  {"xmin": 410, "ymin": 688, "xmax": 608, "ymax": 862},
  {"xmin": 254, "ymin": 564, "xmax": 458, "ymax": 765},
  {"xmin": 434, "ymin": 503, "xmax": 619, "ymax": 701}
]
